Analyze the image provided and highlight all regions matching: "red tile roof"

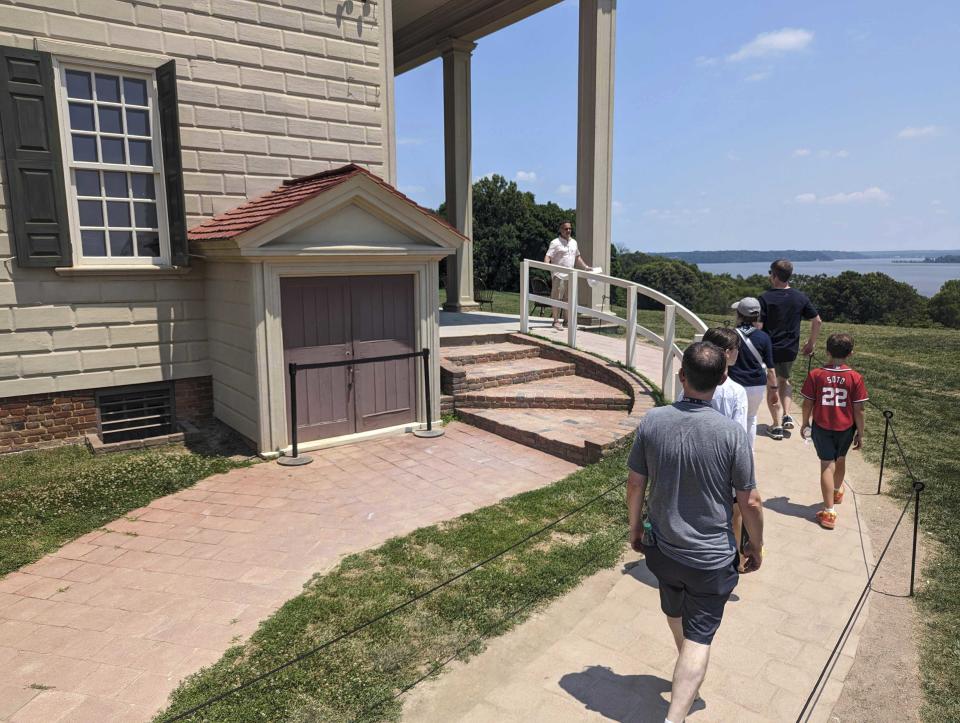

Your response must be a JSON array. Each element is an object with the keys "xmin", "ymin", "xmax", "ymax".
[{"xmin": 187, "ymin": 164, "xmax": 467, "ymax": 243}]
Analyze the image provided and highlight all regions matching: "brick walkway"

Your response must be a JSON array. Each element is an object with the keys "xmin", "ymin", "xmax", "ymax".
[
  {"xmin": 0, "ymin": 424, "xmax": 577, "ymax": 722},
  {"xmin": 403, "ymin": 428, "xmax": 877, "ymax": 722}
]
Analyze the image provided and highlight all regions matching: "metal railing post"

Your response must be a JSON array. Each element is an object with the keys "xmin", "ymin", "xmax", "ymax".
[
  {"xmin": 661, "ymin": 304, "xmax": 676, "ymax": 402},
  {"xmin": 625, "ymin": 286, "xmax": 637, "ymax": 369},
  {"xmin": 414, "ymin": 347, "xmax": 444, "ymax": 438},
  {"xmin": 520, "ymin": 259, "xmax": 529, "ymax": 333},
  {"xmin": 567, "ymin": 270, "xmax": 578, "ymax": 349},
  {"xmin": 877, "ymin": 410, "xmax": 893, "ymax": 494},
  {"xmin": 290, "ymin": 363, "xmax": 298, "ymax": 458},
  {"xmin": 278, "ymin": 362, "xmax": 313, "ymax": 466},
  {"xmin": 910, "ymin": 480, "xmax": 924, "ymax": 596}
]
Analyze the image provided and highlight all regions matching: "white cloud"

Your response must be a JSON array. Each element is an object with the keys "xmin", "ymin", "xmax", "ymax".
[
  {"xmin": 727, "ymin": 28, "xmax": 813, "ymax": 62},
  {"xmin": 612, "ymin": 200, "xmax": 625, "ymax": 215},
  {"xmin": 793, "ymin": 148, "xmax": 811, "ymax": 157},
  {"xmin": 745, "ymin": 70, "xmax": 772, "ymax": 82},
  {"xmin": 515, "ymin": 170, "xmax": 537, "ymax": 183},
  {"xmin": 726, "ymin": 151, "xmax": 741, "ymax": 161},
  {"xmin": 643, "ymin": 207, "xmax": 711, "ymax": 222},
  {"xmin": 695, "ymin": 56, "xmax": 719, "ymax": 68},
  {"xmin": 794, "ymin": 148, "xmax": 849, "ymax": 158},
  {"xmin": 795, "ymin": 187, "xmax": 892, "ymax": 205},
  {"xmin": 556, "ymin": 184, "xmax": 575, "ymax": 195},
  {"xmin": 931, "ymin": 200, "xmax": 942, "ymax": 206},
  {"xmin": 898, "ymin": 125, "xmax": 940, "ymax": 139},
  {"xmin": 834, "ymin": 149, "xmax": 850, "ymax": 158}
]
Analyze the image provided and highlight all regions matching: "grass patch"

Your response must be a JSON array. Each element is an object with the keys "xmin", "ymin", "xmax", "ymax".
[
  {"xmin": 0, "ymin": 445, "xmax": 245, "ymax": 576},
  {"xmin": 156, "ymin": 446, "xmax": 631, "ymax": 722}
]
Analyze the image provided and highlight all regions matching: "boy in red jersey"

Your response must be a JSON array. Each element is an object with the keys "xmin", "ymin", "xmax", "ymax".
[{"xmin": 800, "ymin": 333, "xmax": 868, "ymax": 530}]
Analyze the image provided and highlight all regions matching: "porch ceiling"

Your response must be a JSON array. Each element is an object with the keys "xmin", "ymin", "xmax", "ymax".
[{"xmin": 393, "ymin": 0, "xmax": 564, "ymax": 74}]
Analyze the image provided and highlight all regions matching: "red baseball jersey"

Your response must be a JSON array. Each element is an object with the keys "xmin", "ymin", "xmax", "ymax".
[{"xmin": 801, "ymin": 365, "xmax": 869, "ymax": 431}]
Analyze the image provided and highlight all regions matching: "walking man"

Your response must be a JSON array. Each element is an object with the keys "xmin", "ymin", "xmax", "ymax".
[
  {"xmin": 628, "ymin": 342, "xmax": 764, "ymax": 722},
  {"xmin": 544, "ymin": 220, "xmax": 591, "ymax": 329},
  {"xmin": 760, "ymin": 259, "xmax": 822, "ymax": 440}
]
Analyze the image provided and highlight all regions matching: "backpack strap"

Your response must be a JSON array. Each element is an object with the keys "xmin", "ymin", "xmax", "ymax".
[{"xmin": 736, "ymin": 327, "xmax": 767, "ymax": 370}]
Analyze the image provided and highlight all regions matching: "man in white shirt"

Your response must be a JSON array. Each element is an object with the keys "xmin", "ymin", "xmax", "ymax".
[{"xmin": 544, "ymin": 221, "xmax": 591, "ymax": 329}]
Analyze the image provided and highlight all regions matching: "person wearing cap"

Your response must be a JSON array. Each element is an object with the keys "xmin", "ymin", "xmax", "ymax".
[
  {"xmin": 760, "ymin": 260, "xmax": 822, "ymax": 440},
  {"xmin": 544, "ymin": 221, "xmax": 592, "ymax": 330},
  {"xmin": 728, "ymin": 297, "xmax": 777, "ymax": 446}
]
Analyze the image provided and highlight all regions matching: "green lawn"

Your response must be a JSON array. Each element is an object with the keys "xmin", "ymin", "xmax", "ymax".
[{"xmin": 0, "ymin": 446, "xmax": 244, "ymax": 577}]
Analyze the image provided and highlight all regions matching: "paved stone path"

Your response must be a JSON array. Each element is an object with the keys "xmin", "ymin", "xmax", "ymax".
[
  {"xmin": 403, "ymin": 428, "xmax": 877, "ymax": 722},
  {"xmin": 0, "ymin": 424, "xmax": 577, "ymax": 722}
]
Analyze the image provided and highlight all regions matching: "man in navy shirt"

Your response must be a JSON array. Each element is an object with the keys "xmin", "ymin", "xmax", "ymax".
[{"xmin": 759, "ymin": 259, "xmax": 822, "ymax": 440}]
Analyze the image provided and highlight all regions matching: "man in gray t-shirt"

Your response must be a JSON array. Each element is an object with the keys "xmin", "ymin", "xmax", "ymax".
[{"xmin": 627, "ymin": 342, "xmax": 764, "ymax": 723}]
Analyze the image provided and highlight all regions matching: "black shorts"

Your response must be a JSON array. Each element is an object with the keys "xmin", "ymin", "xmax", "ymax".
[
  {"xmin": 811, "ymin": 423, "xmax": 856, "ymax": 461},
  {"xmin": 643, "ymin": 544, "xmax": 739, "ymax": 645}
]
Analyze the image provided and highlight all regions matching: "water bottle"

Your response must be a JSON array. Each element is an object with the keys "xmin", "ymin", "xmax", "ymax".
[{"xmin": 641, "ymin": 518, "xmax": 655, "ymax": 547}]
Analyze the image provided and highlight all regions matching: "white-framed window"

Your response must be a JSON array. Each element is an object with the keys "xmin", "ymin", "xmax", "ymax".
[{"xmin": 55, "ymin": 61, "xmax": 170, "ymax": 265}]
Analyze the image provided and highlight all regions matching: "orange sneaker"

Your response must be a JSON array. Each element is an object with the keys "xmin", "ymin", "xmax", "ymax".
[
  {"xmin": 816, "ymin": 509, "xmax": 837, "ymax": 530},
  {"xmin": 834, "ymin": 486, "xmax": 845, "ymax": 505}
]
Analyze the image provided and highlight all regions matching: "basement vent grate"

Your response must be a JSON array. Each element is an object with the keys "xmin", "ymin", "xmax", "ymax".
[{"xmin": 96, "ymin": 383, "xmax": 175, "ymax": 444}]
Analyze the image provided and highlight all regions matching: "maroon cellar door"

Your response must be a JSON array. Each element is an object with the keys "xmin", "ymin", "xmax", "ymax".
[
  {"xmin": 351, "ymin": 275, "xmax": 417, "ymax": 432},
  {"xmin": 281, "ymin": 277, "xmax": 354, "ymax": 442}
]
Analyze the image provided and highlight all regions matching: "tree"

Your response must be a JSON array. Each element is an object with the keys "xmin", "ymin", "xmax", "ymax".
[
  {"xmin": 929, "ymin": 279, "xmax": 960, "ymax": 328},
  {"xmin": 442, "ymin": 175, "xmax": 575, "ymax": 292},
  {"xmin": 793, "ymin": 271, "xmax": 930, "ymax": 326}
]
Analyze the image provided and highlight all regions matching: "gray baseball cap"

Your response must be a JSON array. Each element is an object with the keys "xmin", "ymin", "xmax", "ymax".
[{"xmin": 731, "ymin": 297, "xmax": 761, "ymax": 316}]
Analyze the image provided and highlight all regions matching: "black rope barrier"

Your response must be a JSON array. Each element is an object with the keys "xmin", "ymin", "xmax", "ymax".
[
  {"xmin": 795, "ymin": 494, "xmax": 913, "ymax": 722},
  {"xmin": 355, "ymin": 530, "xmax": 630, "ymax": 721},
  {"xmin": 162, "ymin": 479, "xmax": 628, "ymax": 722}
]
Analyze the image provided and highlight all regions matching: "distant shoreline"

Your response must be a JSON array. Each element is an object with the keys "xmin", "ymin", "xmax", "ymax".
[{"xmin": 651, "ymin": 249, "xmax": 960, "ymax": 265}]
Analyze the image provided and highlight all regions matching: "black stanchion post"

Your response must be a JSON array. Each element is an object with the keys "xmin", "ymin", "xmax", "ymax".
[
  {"xmin": 277, "ymin": 362, "xmax": 313, "ymax": 466},
  {"xmin": 414, "ymin": 348, "xmax": 444, "ymax": 438},
  {"xmin": 910, "ymin": 480, "xmax": 924, "ymax": 596},
  {"xmin": 877, "ymin": 410, "xmax": 893, "ymax": 494}
]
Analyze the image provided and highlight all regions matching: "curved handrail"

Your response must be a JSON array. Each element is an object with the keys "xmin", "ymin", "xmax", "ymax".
[{"xmin": 521, "ymin": 259, "xmax": 707, "ymax": 401}]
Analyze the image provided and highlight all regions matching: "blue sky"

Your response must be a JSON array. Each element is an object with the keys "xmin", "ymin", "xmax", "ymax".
[{"xmin": 395, "ymin": 0, "xmax": 959, "ymax": 253}]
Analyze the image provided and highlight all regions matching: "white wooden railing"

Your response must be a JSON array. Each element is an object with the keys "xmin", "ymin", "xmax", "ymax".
[{"xmin": 520, "ymin": 259, "xmax": 708, "ymax": 401}]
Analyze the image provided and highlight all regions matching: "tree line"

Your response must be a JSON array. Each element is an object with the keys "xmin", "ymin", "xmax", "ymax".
[{"xmin": 442, "ymin": 174, "xmax": 960, "ymax": 329}]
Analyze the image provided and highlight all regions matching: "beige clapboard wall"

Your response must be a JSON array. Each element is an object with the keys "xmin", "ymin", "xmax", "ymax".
[{"xmin": 0, "ymin": 0, "xmax": 389, "ymax": 398}]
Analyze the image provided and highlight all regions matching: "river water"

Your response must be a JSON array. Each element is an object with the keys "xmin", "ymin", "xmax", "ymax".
[{"xmin": 696, "ymin": 258, "xmax": 959, "ymax": 297}]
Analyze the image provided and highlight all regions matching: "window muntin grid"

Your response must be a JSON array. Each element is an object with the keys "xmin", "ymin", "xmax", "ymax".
[{"xmin": 60, "ymin": 65, "xmax": 167, "ymax": 263}]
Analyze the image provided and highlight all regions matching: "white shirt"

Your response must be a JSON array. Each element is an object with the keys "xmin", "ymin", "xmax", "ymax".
[
  {"xmin": 678, "ymin": 376, "xmax": 748, "ymax": 433},
  {"xmin": 546, "ymin": 237, "xmax": 579, "ymax": 278}
]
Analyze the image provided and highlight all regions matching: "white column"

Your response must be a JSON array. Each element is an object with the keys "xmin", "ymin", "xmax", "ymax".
[
  {"xmin": 576, "ymin": 0, "xmax": 616, "ymax": 313},
  {"xmin": 379, "ymin": 0, "xmax": 397, "ymax": 186},
  {"xmin": 441, "ymin": 38, "xmax": 479, "ymax": 312}
]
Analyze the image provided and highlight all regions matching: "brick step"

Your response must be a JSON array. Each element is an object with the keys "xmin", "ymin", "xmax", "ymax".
[
  {"xmin": 440, "ymin": 342, "xmax": 541, "ymax": 367},
  {"xmin": 455, "ymin": 357, "xmax": 576, "ymax": 392},
  {"xmin": 456, "ymin": 407, "xmax": 642, "ymax": 465},
  {"xmin": 454, "ymin": 376, "xmax": 630, "ymax": 410}
]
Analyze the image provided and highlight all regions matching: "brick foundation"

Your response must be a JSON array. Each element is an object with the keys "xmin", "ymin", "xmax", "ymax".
[
  {"xmin": 174, "ymin": 376, "xmax": 214, "ymax": 425},
  {"xmin": 0, "ymin": 376, "xmax": 214, "ymax": 454}
]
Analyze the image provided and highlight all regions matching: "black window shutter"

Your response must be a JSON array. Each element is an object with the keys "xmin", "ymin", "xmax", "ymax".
[
  {"xmin": 0, "ymin": 47, "xmax": 72, "ymax": 267},
  {"xmin": 156, "ymin": 60, "xmax": 189, "ymax": 267}
]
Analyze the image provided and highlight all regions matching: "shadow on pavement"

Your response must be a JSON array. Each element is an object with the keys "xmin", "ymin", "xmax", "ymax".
[
  {"xmin": 621, "ymin": 559, "xmax": 659, "ymax": 588},
  {"xmin": 764, "ymin": 495, "xmax": 821, "ymax": 523},
  {"xmin": 559, "ymin": 665, "xmax": 706, "ymax": 722}
]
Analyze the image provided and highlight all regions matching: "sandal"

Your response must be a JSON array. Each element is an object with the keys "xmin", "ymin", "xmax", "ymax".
[
  {"xmin": 768, "ymin": 426, "xmax": 784, "ymax": 440},
  {"xmin": 782, "ymin": 415, "xmax": 795, "ymax": 430},
  {"xmin": 816, "ymin": 509, "xmax": 837, "ymax": 530}
]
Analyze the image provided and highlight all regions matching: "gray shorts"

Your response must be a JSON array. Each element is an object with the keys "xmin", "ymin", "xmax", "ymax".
[{"xmin": 774, "ymin": 360, "xmax": 794, "ymax": 379}]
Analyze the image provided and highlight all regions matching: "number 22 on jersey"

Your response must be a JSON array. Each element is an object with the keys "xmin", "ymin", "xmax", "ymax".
[{"xmin": 821, "ymin": 387, "xmax": 848, "ymax": 406}]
